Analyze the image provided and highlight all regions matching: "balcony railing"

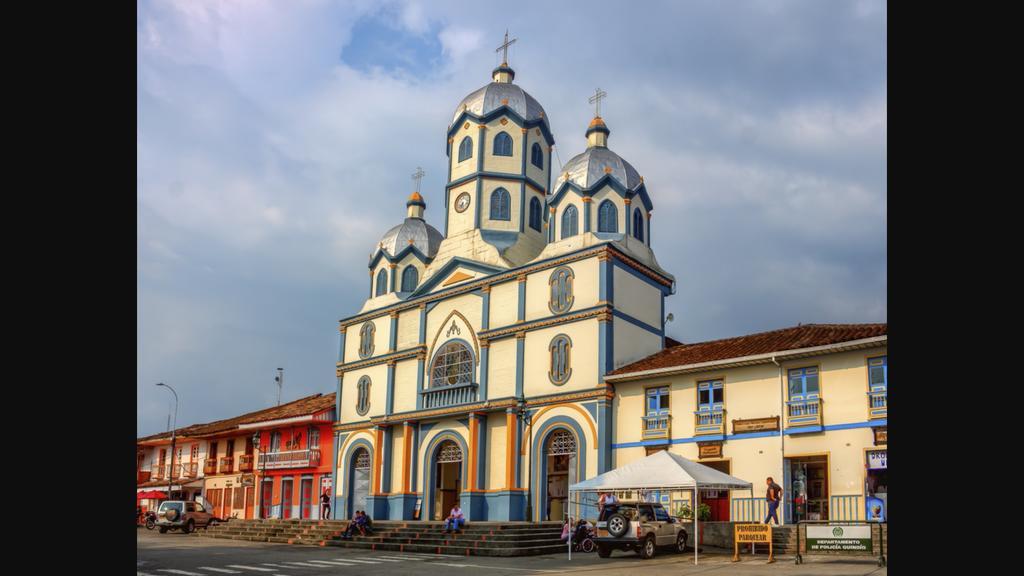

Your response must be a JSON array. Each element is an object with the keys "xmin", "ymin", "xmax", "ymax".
[
  {"xmin": 183, "ymin": 462, "xmax": 198, "ymax": 478},
  {"xmin": 137, "ymin": 470, "xmax": 152, "ymax": 484},
  {"xmin": 786, "ymin": 398, "xmax": 823, "ymax": 428},
  {"xmin": 641, "ymin": 414, "xmax": 671, "ymax": 440},
  {"xmin": 238, "ymin": 454, "xmax": 254, "ymax": 472},
  {"xmin": 151, "ymin": 465, "xmax": 168, "ymax": 481},
  {"xmin": 868, "ymin": 390, "xmax": 887, "ymax": 420},
  {"xmin": 420, "ymin": 382, "xmax": 478, "ymax": 410},
  {"xmin": 171, "ymin": 463, "xmax": 181, "ymax": 480},
  {"xmin": 694, "ymin": 408, "xmax": 725, "ymax": 436},
  {"xmin": 203, "ymin": 460, "xmax": 217, "ymax": 475},
  {"xmin": 219, "ymin": 457, "xmax": 234, "ymax": 475},
  {"xmin": 257, "ymin": 449, "xmax": 321, "ymax": 470}
]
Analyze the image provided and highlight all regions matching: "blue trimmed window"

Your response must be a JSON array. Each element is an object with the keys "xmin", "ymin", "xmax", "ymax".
[
  {"xmin": 598, "ymin": 200, "xmax": 618, "ymax": 233},
  {"xmin": 356, "ymin": 376, "xmax": 371, "ymax": 416},
  {"xmin": 787, "ymin": 366, "xmax": 821, "ymax": 426},
  {"xmin": 632, "ymin": 208, "xmax": 644, "ymax": 241},
  {"xmin": 493, "ymin": 132, "xmax": 513, "ymax": 156},
  {"xmin": 358, "ymin": 322, "xmax": 375, "ymax": 359},
  {"xmin": 646, "ymin": 386, "xmax": 670, "ymax": 416},
  {"xmin": 529, "ymin": 197, "xmax": 542, "ymax": 231},
  {"xmin": 400, "ymin": 265, "xmax": 418, "ymax": 292},
  {"xmin": 531, "ymin": 142, "xmax": 544, "ymax": 168},
  {"xmin": 374, "ymin": 268, "xmax": 388, "ymax": 296},
  {"xmin": 548, "ymin": 266, "xmax": 574, "ymax": 314},
  {"xmin": 430, "ymin": 341, "xmax": 474, "ymax": 388},
  {"xmin": 490, "ymin": 188, "xmax": 511, "ymax": 220},
  {"xmin": 868, "ymin": 356, "xmax": 887, "ymax": 418},
  {"xmin": 560, "ymin": 205, "xmax": 579, "ymax": 239},
  {"xmin": 788, "ymin": 367, "xmax": 820, "ymax": 399},
  {"xmin": 458, "ymin": 136, "xmax": 473, "ymax": 162},
  {"xmin": 643, "ymin": 386, "xmax": 670, "ymax": 438},
  {"xmin": 698, "ymin": 379, "xmax": 723, "ymax": 410},
  {"xmin": 549, "ymin": 335, "xmax": 572, "ymax": 384}
]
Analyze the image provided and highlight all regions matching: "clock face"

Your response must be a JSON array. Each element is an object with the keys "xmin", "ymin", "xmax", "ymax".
[{"xmin": 455, "ymin": 192, "xmax": 471, "ymax": 213}]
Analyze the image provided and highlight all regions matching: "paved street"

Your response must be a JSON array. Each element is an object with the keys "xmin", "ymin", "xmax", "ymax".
[{"xmin": 138, "ymin": 529, "xmax": 887, "ymax": 576}]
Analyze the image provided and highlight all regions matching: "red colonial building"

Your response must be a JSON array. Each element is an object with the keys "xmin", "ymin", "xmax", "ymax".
[{"xmin": 239, "ymin": 393, "xmax": 336, "ymax": 520}]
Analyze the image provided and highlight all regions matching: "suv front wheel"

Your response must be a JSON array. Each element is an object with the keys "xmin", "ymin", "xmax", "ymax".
[
  {"xmin": 181, "ymin": 520, "xmax": 194, "ymax": 534},
  {"xmin": 597, "ymin": 545, "xmax": 611, "ymax": 558},
  {"xmin": 638, "ymin": 535, "xmax": 656, "ymax": 560}
]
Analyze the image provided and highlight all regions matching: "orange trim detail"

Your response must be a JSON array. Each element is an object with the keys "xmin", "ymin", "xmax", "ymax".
[
  {"xmin": 505, "ymin": 411, "xmax": 516, "ymax": 490},
  {"xmin": 468, "ymin": 417, "xmax": 478, "ymax": 491},
  {"xmin": 402, "ymin": 423, "xmax": 413, "ymax": 493},
  {"xmin": 372, "ymin": 428, "xmax": 384, "ymax": 496}
]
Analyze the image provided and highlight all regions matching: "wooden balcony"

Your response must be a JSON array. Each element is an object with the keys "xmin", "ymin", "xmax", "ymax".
[
  {"xmin": 219, "ymin": 457, "xmax": 234, "ymax": 475},
  {"xmin": 694, "ymin": 408, "xmax": 725, "ymax": 436},
  {"xmin": 420, "ymin": 382, "xmax": 478, "ymax": 410},
  {"xmin": 258, "ymin": 448, "xmax": 322, "ymax": 470},
  {"xmin": 641, "ymin": 414, "xmax": 671, "ymax": 440},
  {"xmin": 868, "ymin": 390, "xmax": 887, "ymax": 420},
  {"xmin": 137, "ymin": 470, "xmax": 152, "ymax": 484},
  {"xmin": 786, "ymin": 398, "xmax": 823, "ymax": 429},
  {"xmin": 151, "ymin": 465, "xmax": 168, "ymax": 481},
  {"xmin": 170, "ymin": 464, "xmax": 181, "ymax": 480},
  {"xmin": 238, "ymin": 454, "xmax": 254, "ymax": 472},
  {"xmin": 203, "ymin": 460, "xmax": 217, "ymax": 475},
  {"xmin": 184, "ymin": 462, "xmax": 198, "ymax": 478}
]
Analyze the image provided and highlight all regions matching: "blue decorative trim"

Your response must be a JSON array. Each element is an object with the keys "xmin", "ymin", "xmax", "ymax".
[
  {"xmin": 479, "ymin": 346, "xmax": 489, "ymax": 401},
  {"xmin": 481, "ymin": 303, "xmax": 608, "ymax": 341},
  {"xmin": 519, "ymin": 181, "xmax": 526, "ymax": 233},
  {"xmin": 415, "ymin": 356, "xmax": 425, "ymax": 410},
  {"xmin": 409, "ymin": 423, "xmax": 420, "ymax": 492},
  {"xmin": 597, "ymin": 399, "xmax": 612, "ymax": 474},
  {"xmin": 342, "ymin": 438, "xmax": 374, "ymax": 519},
  {"xmin": 784, "ymin": 425, "xmax": 824, "ymax": 435},
  {"xmin": 418, "ymin": 306, "xmax": 427, "ymax": 344},
  {"xmin": 472, "ymin": 413, "xmax": 487, "ymax": 492},
  {"xmin": 517, "ymin": 279, "xmax": 526, "ymax": 322},
  {"xmin": 612, "ymin": 309, "xmax": 663, "ymax": 336},
  {"xmin": 447, "ymin": 107, "xmax": 555, "ymax": 148},
  {"xmin": 389, "ymin": 315, "xmax": 398, "ymax": 352},
  {"xmin": 581, "ymin": 401, "xmax": 598, "ymax": 424},
  {"xmin": 474, "ymin": 176, "xmax": 482, "ymax": 228},
  {"xmin": 338, "ymin": 331, "xmax": 346, "ymax": 363},
  {"xmin": 531, "ymin": 416, "xmax": 588, "ymax": 522},
  {"xmin": 446, "ymin": 171, "xmax": 547, "ymax": 197},
  {"xmin": 548, "ymin": 177, "xmax": 653, "ymax": 213},
  {"xmin": 481, "ymin": 289, "xmax": 491, "ymax": 330},
  {"xmin": 385, "ymin": 363, "xmax": 395, "ymax": 415},
  {"xmin": 515, "ymin": 336, "xmax": 525, "ymax": 398},
  {"xmin": 368, "ymin": 244, "xmax": 433, "ymax": 271},
  {"xmin": 410, "ymin": 258, "xmax": 505, "ymax": 296},
  {"xmin": 583, "ymin": 199, "xmax": 592, "ymax": 233},
  {"xmin": 381, "ymin": 426, "xmax": 394, "ymax": 493}
]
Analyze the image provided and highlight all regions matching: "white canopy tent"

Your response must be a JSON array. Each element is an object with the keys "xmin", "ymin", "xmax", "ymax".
[{"xmin": 568, "ymin": 450, "xmax": 754, "ymax": 564}]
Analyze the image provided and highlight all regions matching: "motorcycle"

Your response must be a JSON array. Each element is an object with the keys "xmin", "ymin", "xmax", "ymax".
[{"xmin": 138, "ymin": 511, "xmax": 157, "ymax": 530}]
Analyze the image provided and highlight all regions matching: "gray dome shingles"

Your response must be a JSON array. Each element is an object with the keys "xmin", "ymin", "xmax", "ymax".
[
  {"xmin": 451, "ymin": 82, "xmax": 548, "ymax": 130},
  {"xmin": 555, "ymin": 146, "xmax": 642, "ymax": 191},
  {"xmin": 373, "ymin": 217, "xmax": 444, "ymax": 262}
]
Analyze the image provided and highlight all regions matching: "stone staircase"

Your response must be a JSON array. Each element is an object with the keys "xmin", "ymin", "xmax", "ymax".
[{"xmin": 196, "ymin": 519, "xmax": 566, "ymax": 557}]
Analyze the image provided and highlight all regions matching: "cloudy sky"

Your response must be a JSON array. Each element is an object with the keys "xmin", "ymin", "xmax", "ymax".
[{"xmin": 137, "ymin": 0, "xmax": 887, "ymax": 436}]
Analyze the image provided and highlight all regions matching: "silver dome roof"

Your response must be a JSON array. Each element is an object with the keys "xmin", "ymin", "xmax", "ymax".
[
  {"xmin": 373, "ymin": 217, "xmax": 444, "ymax": 262},
  {"xmin": 554, "ymin": 146, "xmax": 642, "ymax": 191},
  {"xmin": 451, "ymin": 82, "xmax": 549, "ymax": 130}
]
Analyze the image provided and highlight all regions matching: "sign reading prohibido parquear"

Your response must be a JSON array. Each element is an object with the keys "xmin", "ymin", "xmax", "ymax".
[
  {"xmin": 733, "ymin": 523, "xmax": 773, "ymax": 562},
  {"xmin": 806, "ymin": 525, "xmax": 872, "ymax": 552}
]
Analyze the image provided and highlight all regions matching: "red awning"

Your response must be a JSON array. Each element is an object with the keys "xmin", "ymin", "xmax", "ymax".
[{"xmin": 137, "ymin": 490, "xmax": 167, "ymax": 500}]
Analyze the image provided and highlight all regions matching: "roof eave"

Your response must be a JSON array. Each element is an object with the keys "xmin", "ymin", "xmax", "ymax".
[{"xmin": 605, "ymin": 335, "xmax": 888, "ymax": 383}]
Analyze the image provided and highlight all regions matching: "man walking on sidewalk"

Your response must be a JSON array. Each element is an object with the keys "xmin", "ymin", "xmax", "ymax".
[
  {"xmin": 764, "ymin": 477, "xmax": 783, "ymax": 525},
  {"xmin": 320, "ymin": 490, "xmax": 331, "ymax": 520}
]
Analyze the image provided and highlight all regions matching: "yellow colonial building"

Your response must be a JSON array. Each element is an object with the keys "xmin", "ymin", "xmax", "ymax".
[{"xmin": 330, "ymin": 53, "xmax": 887, "ymax": 525}]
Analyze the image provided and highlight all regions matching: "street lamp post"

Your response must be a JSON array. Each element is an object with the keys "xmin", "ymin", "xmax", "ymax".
[
  {"xmin": 518, "ymin": 401, "xmax": 533, "ymax": 522},
  {"xmin": 252, "ymin": 431, "xmax": 262, "ymax": 519},
  {"xmin": 156, "ymin": 383, "xmax": 179, "ymax": 499}
]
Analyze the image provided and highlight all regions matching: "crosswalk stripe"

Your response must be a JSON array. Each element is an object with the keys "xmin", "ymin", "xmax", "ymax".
[
  {"xmin": 158, "ymin": 570, "xmax": 206, "ymax": 576},
  {"xmin": 430, "ymin": 563, "xmax": 469, "ymax": 568},
  {"xmin": 139, "ymin": 572, "xmax": 159, "ymax": 576},
  {"xmin": 376, "ymin": 555, "xmax": 419, "ymax": 560},
  {"xmin": 260, "ymin": 565, "xmax": 290, "ymax": 569},
  {"xmin": 197, "ymin": 568, "xmax": 242, "ymax": 574},
  {"xmin": 282, "ymin": 562, "xmax": 324, "ymax": 568},
  {"xmin": 307, "ymin": 560, "xmax": 353, "ymax": 566},
  {"xmin": 225, "ymin": 566, "xmax": 275, "ymax": 573},
  {"xmin": 338, "ymin": 559, "xmax": 380, "ymax": 564},
  {"xmin": 360, "ymin": 557, "xmax": 402, "ymax": 562}
]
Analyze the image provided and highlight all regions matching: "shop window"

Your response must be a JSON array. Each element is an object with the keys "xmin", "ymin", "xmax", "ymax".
[{"xmin": 548, "ymin": 266, "xmax": 574, "ymax": 314}]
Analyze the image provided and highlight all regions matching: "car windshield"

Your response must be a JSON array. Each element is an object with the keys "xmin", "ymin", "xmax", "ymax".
[{"xmin": 159, "ymin": 502, "xmax": 184, "ymax": 513}]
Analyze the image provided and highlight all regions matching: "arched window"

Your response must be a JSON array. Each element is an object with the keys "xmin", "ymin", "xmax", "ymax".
[
  {"xmin": 549, "ymin": 267, "xmax": 575, "ymax": 314},
  {"xmin": 531, "ymin": 143, "xmax": 544, "ymax": 169},
  {"xmin": 458, "ymin": 136, "xmax": 473, "ymax": 162},
  {"xmin": 490, "ymin": 188, "xmax": 511, "ymax": 221},
  {"xmin": 436, "ymin": 440, "xmax": 463, "ymax": 463},
  {"xmin": 355, "ymin": 376, "xmax": 371, "ymax": 416},
  {"xmin": 547, "ymin": 429, "xmax": 577, "ymax": 456},
  {"xmin": 560, "ymin": 205, "xmax": 579, "ymax": 239},
  {"xmin": 375, "ymin": 268, "xmax": 388, "ymax": 296},
  {"xmin": 529, "ymin": 197, "xmax": 542, "ymax": 231},
  {"xmin": 549, "ymin": 334, "xmax": 572, "ymax": 384},
  {"xmin": 401, "ymin": 265, "xmax": 418, "ymax": 292},
  {"xmin": 632, "ymin": 208, "xmax": 644, "ymax": 242},
  {"xmin": 493, "ymin": 132, "xmax": 513, "ymax": 156},
  {"xmin": 358, "ymin": 322, "xmax": 375, "ymax": 359},
  {"xmin": 430, "ymin": 341, "xmax": 474, "ymax": 388},
  {"xmin": 598, "ymin": 200, "xmax": 618, "ymax": 233}
]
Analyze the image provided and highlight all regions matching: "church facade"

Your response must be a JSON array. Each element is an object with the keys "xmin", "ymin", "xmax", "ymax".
[{"xmin": 331, "ymin": 54, "xmax": 674, "ymax": 522}]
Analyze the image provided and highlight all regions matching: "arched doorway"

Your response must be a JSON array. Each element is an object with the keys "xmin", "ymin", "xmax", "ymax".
[
  {"xmin": 545, "ymin": 429, "xmax": 577, "ymax": 521},
  {"xmin": 433, "ymin": 440, "xmax": 463, "ymax": 520},
  {"xmin": 348, "ymin": 448, "xmax": 371, "ymax": 518}
]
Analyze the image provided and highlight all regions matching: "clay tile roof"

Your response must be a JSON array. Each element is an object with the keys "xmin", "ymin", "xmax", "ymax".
[
  {"xmin": 137, "ymin": 392, "xmax": 335, "ymax": 442},
  {"xmin": 610, "ymin": 323, "xmax": 887, "ymax": 377}
]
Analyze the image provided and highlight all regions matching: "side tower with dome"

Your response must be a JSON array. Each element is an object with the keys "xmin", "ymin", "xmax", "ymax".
[{"xmin": 331, "ymin": 36, "xmax": 676, "ymax": 525}]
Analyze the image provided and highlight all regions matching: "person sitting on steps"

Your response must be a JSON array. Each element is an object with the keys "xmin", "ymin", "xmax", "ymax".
[
  {"xmin": 442, "ymin": 501, "xmax": 465, "ymax": 534},
  {"xmin": 341, "ymin": 510, "xmax": 366, "ymax": 539}
]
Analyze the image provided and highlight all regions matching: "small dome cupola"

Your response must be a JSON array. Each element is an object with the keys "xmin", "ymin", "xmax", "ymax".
[
  {"xmin": 407, "ymin": 166, "xmax": 427, "ymax": 219},
  {"xmin": 492, "ymin": 30, "xmax": 516, "ymax": 83},
  {"xmin": 586, "ymin": 88, "xmax": 610, "ymax": 148}
]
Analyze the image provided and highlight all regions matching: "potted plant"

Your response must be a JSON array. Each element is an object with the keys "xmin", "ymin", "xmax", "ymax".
[{"xmin": 675, "ymin": 504, "xmax": 712, "ymax": 545}]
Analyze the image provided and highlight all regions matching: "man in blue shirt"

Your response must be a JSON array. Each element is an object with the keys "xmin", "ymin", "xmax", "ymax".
[{"xmin": 442, "ymin": 501, "xmax": 465, "ymax": 534}]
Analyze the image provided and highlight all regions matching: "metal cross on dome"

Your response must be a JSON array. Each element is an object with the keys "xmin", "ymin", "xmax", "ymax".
[
  {"xmin": 495, "ymin": 29, "xmax": 517, "ymax": 65},
  {"xmin": 411, "ymin": 167, "xmax": 425, "ymax": 193},
  {"xmin": 589, "ymin": 88, "xmax": 607, "ymax": 118}
]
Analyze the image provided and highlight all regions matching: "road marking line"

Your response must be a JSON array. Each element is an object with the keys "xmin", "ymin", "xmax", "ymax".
[
  {"xmin": 447, "ymin": 564, "xmax": 560, "ymax": 573},
  {"xmin": 430, "ymin": 563, "xmax": 468, "ymax": 568},
  {"xmin": 307, "ymin": 560, "xmax": 353, "ymax": 566},
  {"xmin": 139, "ymin": 572, "xmax": 159, "ymax": 576},
  {"xmin": 158, "ymin": 570, "xmax": 206, "ymax": 576},
  {"xmin": 282, "ymin": 562, "xmax": 325, "ymax": 568},
  {"xmin": 338, "ymin": 559, "xmax": 380, "ymax": 564},
  {"xmin": 360, "ymin": 557, "xmax": 402, "ymax": 562},
  {"xmin": 225, "ymin": 566, "xmax": 275, "ymax": 572},
  {"xmin": 197, "ymin": 569, "xmax": 243, "ymax": 574},
  {"xmin": 260, "ymin": 565, "xmax": 290, "ymax": 568},
  {"xmin": 376, "ymin": 555, "xmax": 420, "ymax": 560}
]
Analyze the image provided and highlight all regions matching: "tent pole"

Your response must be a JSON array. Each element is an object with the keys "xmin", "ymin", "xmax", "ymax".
[
  {"xmin": 694, "ymin": 487, "xmax": 699, "ymax": 565},
  {"xmin": 567, "ymin": 490, "xmax": 572, "ymax": 561}
]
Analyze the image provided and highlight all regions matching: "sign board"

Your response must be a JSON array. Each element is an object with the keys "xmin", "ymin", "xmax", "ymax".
[
  {"xmin": 241, "ymin": 474, "xmax": 255, "ymax": 487},
  {"xmin": 732, "ymin": 417, "xmax": 780, "ymax": 434},
  {"xmin": 698, "ymin": 442, "xmax": 723, "ymax": 459},
  {"xmin": 867, "ymin": 451, "xmax": 887, "ymax": 470},
  {"xmin": 733, "ymin": 523, "xmax": 773, "ymax": 563},
  {"xmin": 873, "ymin": 427, "xmax": 887, "ymax": 445},
  {"xmin": 806, "ymin": 525, "xmax": 872, "ymax": 552},
  {"xmin": 413, "ymin": 497, "xmax": 422, "ymax": 520},
  {"xmin": 320, "ymin": 475, "xmax": 333, "ymax": 495}
]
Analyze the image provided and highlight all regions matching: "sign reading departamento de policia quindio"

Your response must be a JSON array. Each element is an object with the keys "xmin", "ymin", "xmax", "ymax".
[{"xmin": 806, "ymin": 525, "xmax": 872, "ymax": 552}]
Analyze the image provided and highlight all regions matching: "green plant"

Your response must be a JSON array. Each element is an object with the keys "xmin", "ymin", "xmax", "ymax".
[
  {"xmin": 676, "ymin": 504, "xmax": 692, "ymax": 519},
  {"xmin": 697, "ymin": 503, "xmax": 712, "ymax": 521}
]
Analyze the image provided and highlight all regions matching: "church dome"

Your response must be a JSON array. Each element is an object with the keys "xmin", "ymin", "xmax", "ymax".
[
  {"xmin": 555, "ymin": 145, "xmax": 642, "ymax": 191},
  {"xmin": 450, "ymin": 77, "xmax": 549, "ymax": 131},
  {"xmin": 372, "ymin": 216, "xmax": 443, "ymax": 262}
]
